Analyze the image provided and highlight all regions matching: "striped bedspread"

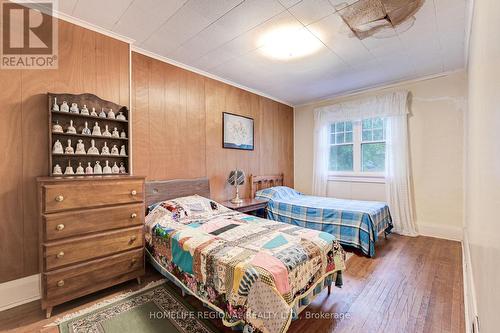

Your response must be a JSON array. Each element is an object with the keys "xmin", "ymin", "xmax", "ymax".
[{"xmin": 255, "ymin": 187, "xmax": 393, "ymax": 257}]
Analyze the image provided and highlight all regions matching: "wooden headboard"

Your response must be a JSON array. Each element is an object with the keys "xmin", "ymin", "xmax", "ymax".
[
  {"xmin": 145, "ymin": 178, "xmax": 210, "ymax": 206},
  {"xmin": 250, "ymin": 174, "xmax": 284, "ymax": 198}
]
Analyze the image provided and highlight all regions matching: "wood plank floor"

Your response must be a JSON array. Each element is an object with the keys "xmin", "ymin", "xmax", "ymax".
[{"xmin": 0, "ymin": 235, "xmax": 464, "ymax": 333}]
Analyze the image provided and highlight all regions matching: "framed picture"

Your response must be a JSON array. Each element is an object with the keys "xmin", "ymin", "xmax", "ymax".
[{"xmin": 222, "ymin": 112, "xmax": 254, "ymax": 150}]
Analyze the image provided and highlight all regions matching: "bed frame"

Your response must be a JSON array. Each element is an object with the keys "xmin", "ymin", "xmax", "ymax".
[
  {"xmin": 145, "ymin": 177, "xmax": 210, "ymax": 206},
  {"xmin": 249, "ymin": 173, "xmax": 284, "ymax": 198}
]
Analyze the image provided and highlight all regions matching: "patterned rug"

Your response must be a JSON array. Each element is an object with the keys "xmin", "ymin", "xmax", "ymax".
[{"xmin": 54, "ymin": 281, "xmax": 220, "ymax": 333}]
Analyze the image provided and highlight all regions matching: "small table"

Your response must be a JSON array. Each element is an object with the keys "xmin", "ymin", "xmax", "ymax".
[{"xmin": 222, "ymin": 198, "xmax": 268, "ymax": 217}]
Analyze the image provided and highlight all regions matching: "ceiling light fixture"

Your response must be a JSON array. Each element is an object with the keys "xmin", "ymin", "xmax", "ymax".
[{"xmin": 257, "ymin": 26, "xmax": 322, "ymax": 60}]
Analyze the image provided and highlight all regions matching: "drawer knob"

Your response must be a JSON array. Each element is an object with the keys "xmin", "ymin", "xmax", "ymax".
[
  {"xmin": 56, "ymin": 224, "xmax": 65, "ymax": 231},
  {"xmin": 55, "ymin": 195, "xmax": 64, "ymax": 202},
  {"xmin": 129, "ymin": 235, "xmax": 137, "ymax": 244},
  {"xmin": 57, "ymin": 280, "xmax": 65, "ymax": 287},
  {"xmin": 56, "ymin": 251, "xmax": 64, "ymax": 259},
  {"xmin": 130, "ymin": 190, "xmax": 137, "ymax": 196},
  {"xmin": 131, "ymin": 258, "xmax": 137, "ymax": 266},
  {"xmin": 130, "ymin": 213, "xmax": 137, "ymax": 219}
]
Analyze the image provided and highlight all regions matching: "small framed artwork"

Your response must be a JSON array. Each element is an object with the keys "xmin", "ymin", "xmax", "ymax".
[{"xmin": 222, "ymin": 112, "xmax": 254, "ymax": 150}]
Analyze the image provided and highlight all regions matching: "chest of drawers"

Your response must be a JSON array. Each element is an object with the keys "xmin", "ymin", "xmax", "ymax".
[{"xmin": 37, "ymin": 176, "xmax": 146, "ymax": 318}]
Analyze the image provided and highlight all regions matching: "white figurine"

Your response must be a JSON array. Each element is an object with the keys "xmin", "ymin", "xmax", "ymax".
[
  {"xmin": 93, "ymin": 161, "xmax": 102, "ymax": 174},
  {"xmin": 70, "ymin": 103, "xmax": 79, "ymax": 114},
  {"xmin": 119, "ymin": 162, "xmax": 126, "ymax": 174},
  {"xmin": 81, "ymin": 121, "xmax": 91, "ymax": 135},
  {"xmin": 85, "ymin": 162, "xmax": 93, "ymax": 174},
  {"xmin": 52, "ymin": 120, "xmax": 63, "ymax": 133},
  {"xmin": 116, "ymin": 112, "xmax": 126, "ymax": 121},
  {"xmin": 90, "ymin": 107, "xmax": 98, "ymax": 117},
  {"xmin": 120, "ymin": 130, "xmax": 127, "ymax": 139},
  {"xmin": 111, "ymin": 144, "xmax": 119, "ymax": 156},
  {"xmin": 102, "ymin": 125, "xmax": 111, "ymax": 137},
  {"xmin": 64, "ymin": 162, "xmax": 74, "ymax": 175},
  {"xmin": 66, "ymin": 120, "xmax": 76, "ymax": 134},
  {"xmin": 92, "ymin": 122, "xmax": 101, "ymax": 136},
  {"xmin": 101, "ymin": 142, "xmax": 110, "ymax": 155},
  {"xmin": 103, "ymin": 160, "xmax": 112, "ymax": 174},
  {"xmin": 76, "ymin": 162, "xmax": 84, "ymax": 175},
  {"xmin": 99, "ymin": 108, "xmax": 107, "ymax": 118},
  {"xmin": 80, "ymin": 104, "xmax": 89, "ymax": 115},
  {"xmin": 65, "ymin": 139, "xmax": 74, "ymax": 154},
  {"xmin": 112, "ymin": 127, "xmax": 119, "ymax": 138},
  {"xmin": 120, "ymin": 145, "xmax": 127, "ymax": 156},
  {"xmin": 87, "ymin": 139, "xmax": 99, "ymax": 155},
  {"xmin": 111, "ymin": 162, "xmax": 120, "ymax": 174},
  {"xmin": 75, "ymin": 139, "xmax": 86, "ymax": 155},
  {"xmin": 52, "ymin": 97, "xmax": 59, "ymax": 111},
  {"xmin": 52, "ymin": 140, "xmax": 63, "ymax": 154},
  {"xmin": 53, "ymin": 164, "xmax": 62, "ymax": 175},
  {"xmin": 108, "ymin": 109, "xmax": 115, "ymax": 119},
  {"xmin": 60, "ymin": 101, "xmax": 69, "ymax": 112}
]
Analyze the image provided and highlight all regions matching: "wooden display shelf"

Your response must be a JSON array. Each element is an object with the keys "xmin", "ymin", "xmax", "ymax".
[
  {"xmin": 48, "ymin": 93, "xmax": 130, "ymax": 177},
  {"xmin": 52, "ymin": 154, "xmax": 128, "ymax": 158},
  {"xmin": 51, "ymin": 110, "xmax": 128, "ymax": 123},
  {"xmin": 52, "ymin": 132, "xmax": 128, "ymax": 140}
]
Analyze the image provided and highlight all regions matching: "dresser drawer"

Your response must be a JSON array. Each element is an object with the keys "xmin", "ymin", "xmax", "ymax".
[
  {"xmin": 43, "ymin": 203, "xmax": 144, "ymax": 241},
  {"xmin": 44, "ymin": 226, "xmax": 143, "ymax": 270},
  {"xmin": 43, "ymin": 248, "xmax": 143, "ymax": 305},
  {"xmin": 42, "ymin": 179, "xmax": 144, "ymax": 213}
]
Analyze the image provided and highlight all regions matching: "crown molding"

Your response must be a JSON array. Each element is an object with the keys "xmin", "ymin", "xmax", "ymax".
[
  {"xmin": 131, "ymin": 46, "xmax": 292, "ymax": 107},
  {"xmin": 295, "ymin": 68, "xmax": 467, "ymax": 108}
]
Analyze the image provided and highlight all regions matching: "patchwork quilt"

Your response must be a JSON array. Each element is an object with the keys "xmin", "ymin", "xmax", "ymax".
[
  {"xmin": 255, "ymin": 187, "xmax": 393, "ymax": 257},
  {"xmin": 145, "ymin": 195, "xmax": 346, "ymax": 333}
]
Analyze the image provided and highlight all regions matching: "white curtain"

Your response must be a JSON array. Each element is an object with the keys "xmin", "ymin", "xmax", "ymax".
[{"xmin": 312, "ymin": 90, "xmax": 418, "ymax": 236}]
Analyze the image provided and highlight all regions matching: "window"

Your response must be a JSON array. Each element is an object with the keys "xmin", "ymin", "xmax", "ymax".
[
  {"xmin": 329, "ymin": 121, "xmax": 353, "ymax": 171},
  {"xmin": 329, "ymin": 117, "xmax": 386, "ymax": 175}
]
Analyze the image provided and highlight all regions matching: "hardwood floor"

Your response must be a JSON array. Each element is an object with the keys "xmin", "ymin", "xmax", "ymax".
[{"xmin": 0, "ymin": 235, "xmax": 464, "ymax": 333}]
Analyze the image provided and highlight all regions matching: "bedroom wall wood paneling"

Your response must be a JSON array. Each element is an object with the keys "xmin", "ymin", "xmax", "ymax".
[
  {"xmin": 0, "ymin": 18, "xmax": 130, "ymax": 283},
  {"xmin": 131, "ymin": 52, "xmax": 294, "ymax": 202}
]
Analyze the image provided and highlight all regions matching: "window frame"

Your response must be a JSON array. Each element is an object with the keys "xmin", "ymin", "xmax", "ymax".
[{"xmin": 328, "ymin": 118, "xmax": 386, "ymax": 180}]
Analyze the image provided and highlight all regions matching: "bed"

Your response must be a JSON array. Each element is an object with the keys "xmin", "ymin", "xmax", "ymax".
[
  {"xmin": 144, "ymin": 178, "xmax": 346, "ymax": 333},
  {"xmin": 251, "ymin": 175, "xmax": 393, "ymax": 257}
]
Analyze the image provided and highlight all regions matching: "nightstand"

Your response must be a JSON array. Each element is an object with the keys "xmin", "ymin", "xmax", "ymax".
[{"xmin": 222, "ymin": 198, "xmax": 268, "ymax": 218}]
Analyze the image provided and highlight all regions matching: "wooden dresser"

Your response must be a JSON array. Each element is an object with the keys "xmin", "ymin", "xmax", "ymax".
[{"xmin": 37, "ymin": 176, "xmax": 146, "ymax": 318}]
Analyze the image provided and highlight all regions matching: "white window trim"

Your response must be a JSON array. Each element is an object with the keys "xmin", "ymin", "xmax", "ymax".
[{"xmin": 328, "ymin": 118, "xmax": 386, "ymax": 179}]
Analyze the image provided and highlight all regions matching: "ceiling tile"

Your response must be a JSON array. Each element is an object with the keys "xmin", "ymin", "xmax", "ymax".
[
  {"xmin": 308, "ymin": 13, "xmax": 374, "ymax": 66},
  {"xmin": 278, "ymin": 0, "xmax": 302, "ymax": 8},
  {"xmin": 59, "ymin": 0, "xmax": 467, "ymax": 104},
  {"xmin": 72, "ymin": 0, "xmax": 134, "ymax": 30},
  {"xmin": 58, "ymin": 0, "xmax": 78, "ymax": 15},
  {"xmin": 112, "ymin": 0, "xmax": 187, "ymax": 44},
  {"xmin": 220, "ymin": 11, "xmax": 303, "ymax": 56},
  {"xmin": 288, "ymin": 0, "xmax": 336, "ymax": 25}
]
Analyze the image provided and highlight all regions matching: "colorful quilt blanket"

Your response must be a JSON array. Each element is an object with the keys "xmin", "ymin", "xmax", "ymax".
[
  {"xmin": 145, "ymin": 195, "xmax": 346, "ymax": 333},
  {"xmin": 255, "ymin": 187, "xmax": 393, "ymax": 257}
]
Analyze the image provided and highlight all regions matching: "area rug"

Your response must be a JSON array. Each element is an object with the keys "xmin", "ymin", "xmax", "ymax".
[{"xmin": 53, "ymin": 280, "xmax": 220, "ymax": 333}]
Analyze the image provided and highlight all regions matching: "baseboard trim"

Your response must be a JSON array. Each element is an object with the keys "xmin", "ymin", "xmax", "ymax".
[
  {"xmin": 462, "ymin": 231, "xmax": 479, "ymax": 332},
  {"xmin": 418, "ymin": 223, "xmax": 463, "ymax": 241},
  {"xmin": 0, "ymin": 274, "xmax": 41, "ymax": 312}
]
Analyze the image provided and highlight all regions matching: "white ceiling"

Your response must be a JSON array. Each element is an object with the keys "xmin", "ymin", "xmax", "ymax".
[{"xmin": 56, "ymin": 0, "xmax": 468, "ymax": 105}]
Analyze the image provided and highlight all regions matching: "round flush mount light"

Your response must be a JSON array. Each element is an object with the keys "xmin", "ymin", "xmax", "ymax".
[{"xmin": 257, "ymin": 26, "xmax": 322, "ymax": 60}]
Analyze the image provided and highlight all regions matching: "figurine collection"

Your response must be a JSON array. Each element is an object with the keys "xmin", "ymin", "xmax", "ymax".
[
  {"xmin": 50, "ymin": 96, "xmax": 129, "ymax": 177},
  {"xmin": 52, "ymin": 98, "xmax": 127, "ymax": 121},
  {"xmin": 53, "ymin": 161, "xmax": 127, "ymax": 175}
]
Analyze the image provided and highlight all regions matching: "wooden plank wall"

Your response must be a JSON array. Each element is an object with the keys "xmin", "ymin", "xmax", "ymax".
[
  {"xmin": 0, "ymin": 18, "xmax": 130, "ymax": 283},
  {"xmin": 0, "ymin": 22, "xmax": 293, "ymax": 284},
  {"xmin": 131, "ymin": 52, "xmax": 294, "ymax": 202}
]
